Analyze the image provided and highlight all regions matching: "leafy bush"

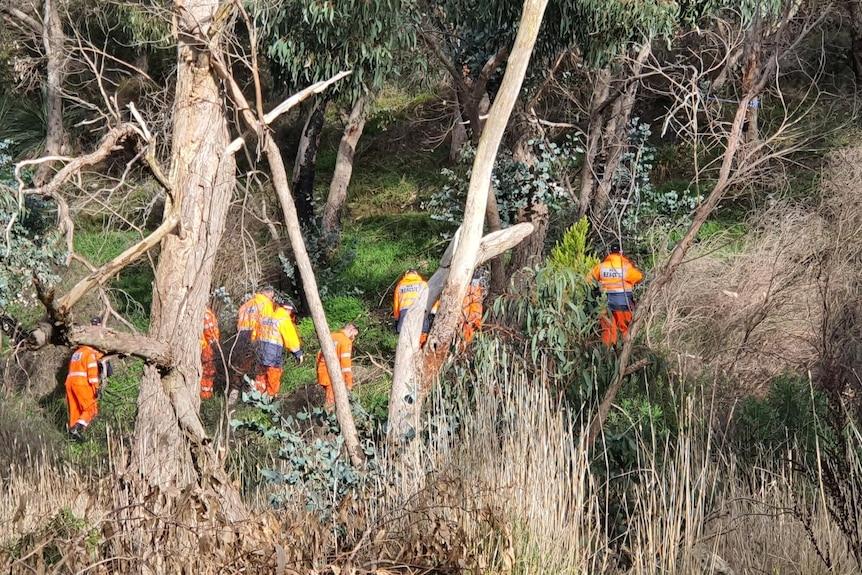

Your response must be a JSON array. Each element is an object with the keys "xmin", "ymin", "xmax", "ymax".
[
  {"xmin": 425, "ymin": 139, "xmax": 580, "ymax": 228},
  {"xmin": 231, "ymin": 390, "xmax": 380, "ymax": 525},
  {"xmin": 732, "ymin": 373, "xmax": 831, "ymax": 463},
  {"xmin": 484, "ymin": 265, "xmax": 615, "ymax": 409},
  {"xmin": 608, "ymin": 120, "xmax": 704, "ymax": 250},
  {"xmin": 0, "ymin": 183, "xmax": 66, "ymax": 309},
  {"xmin": 547, "ymin": 216, "xmax": 600, "ymax": 277}
]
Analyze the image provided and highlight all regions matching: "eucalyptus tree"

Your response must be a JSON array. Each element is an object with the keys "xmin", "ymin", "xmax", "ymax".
[
  {"xmin": 0, "ymin": 0, "xmax": 68, "ymax": 184},
  {"xmin": 418, "ymin": 0, "xmax": 684, "ymax": 293},
  {"xmin": 8, "ymin": 0, "xmax": 282, "ymax": 566},
  {"xmin": 254, "ymin": 0, "xmax": 417, "ymax": 236},
  {"xmin": 388, "ymin": 0, "xmax": 547, "ymax": 442}
]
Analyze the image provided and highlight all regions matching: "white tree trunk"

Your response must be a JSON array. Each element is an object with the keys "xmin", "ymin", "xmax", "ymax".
[
  {"xmin": 323, "ymin": 95, "xmax": 367, "ymax": 236},
  {"xmin": 386, "ymin": 0, "xmax": 550, "ymax": 444}
]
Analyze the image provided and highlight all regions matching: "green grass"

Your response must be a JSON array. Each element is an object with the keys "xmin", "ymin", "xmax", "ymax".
[
  {"xmin": 73, "ymin": 230, "xmax": 154, "ymax": 330},
  {"xmin": 339, "ymin": 214, "xmax": 448, "ymax": 297},
  {"xmin": 37, "ymin": 358, "xmax": 142, "ymax": 469}
]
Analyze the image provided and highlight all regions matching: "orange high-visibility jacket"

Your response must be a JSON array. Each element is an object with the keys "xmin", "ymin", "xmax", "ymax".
[
  {"xmin": 461, "ymin": 280, "xmax": 484, "ymax": 329},
  {"xmin": 317, "ymin": 329, "xmax": 354, "ymax": 388},
  {"xmin": 589, "ymin": 253, "xmax": 643, "ymax": 310},
  {"xmin": 65, "ymin": 345, "xmax": 104, "ymax": 390},
  {"xmin": 256, "ymin": 306, "xmax": 301, "ymax": 367},
  {"xmin": 236, "ymin": 292, "xmax": 273, "ymax": 339},
  {"xmin": 200, "ymin": 306, "xmax": 220, "ymax": 351},
  {"xmin": 393, "ymin": 271, "xmax": 426, "ymax": 319}
]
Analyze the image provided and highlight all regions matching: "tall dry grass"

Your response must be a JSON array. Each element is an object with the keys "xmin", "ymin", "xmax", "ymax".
[
  {"xmin": 1, "ymin": 361, "xmax": 860, "ymax": 573},
  {"xmin": 653, "ymin": 148, "xmax": 862, "ymax": 400}
]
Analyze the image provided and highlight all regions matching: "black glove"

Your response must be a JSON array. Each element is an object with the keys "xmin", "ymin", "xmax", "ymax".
[
  {"xmin": 293, "ymin": 350, "xmax": 304, "ymax": 364},
  {"xmin": 96, "ymin": 386, "xmax": 103, "ymax": 400}
]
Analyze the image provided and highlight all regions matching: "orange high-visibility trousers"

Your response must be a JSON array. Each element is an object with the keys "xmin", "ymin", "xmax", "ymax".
[
  {"xmin": 201, "ymin": 345, "xmax": 216, "ymax": 399},
  {"xmin": 254, "ymin": 365, "xmax": 283, "ymax": 397},
  {"xmin": 66, "ymin": 381, "xmax": 98, "ymax": 429},
  {"xmin": 600, "ymin": 309, "xmax": 632, "ymax": 347}
]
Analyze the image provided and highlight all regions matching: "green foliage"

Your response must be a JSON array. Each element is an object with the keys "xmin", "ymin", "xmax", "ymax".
[
  {"xmin": 427, "ymin": 139, "xmax": 579, "ymax": 228},
  {"xmin": 74, "ymin": 230, "xmax": 154, "ymax": 329},
  {"xmin": 230, "ymin": 391, "xmax": 380, "ymax": 522},
  {"xmin": 425, "ymin": 0, "xmax": 683, "ymax": 97},
  {"xmin": 0, "ymin": 98, "xmax": 47, "ymax": 160},
  {"xmin": 486, "ymin": 265, "xmax": 615, "ymax": 406},
  {"xmin": 0, "ymin": 180, "xmax": 66, "ymax": 310},
  {"xmin": 605, "ymin": 121, "xmax": 705, "ymax": 251},
  {"xmin": 547, "ymin": 217, "xmax": 600, "ymax": 277},
  {"xmin": 322, "ymin": 296, "xmax": 366, "ymax": 326},
  {"xmin": 255, "ymin": 0, "xmax": 416, "ymax": 104},
  {"xmin": 339, "ymin": 214, "xmax": 445, "ymax": 297},
  {"xmin": 732, "ymin": 373, "xmax": 832, "ymax": 463}
]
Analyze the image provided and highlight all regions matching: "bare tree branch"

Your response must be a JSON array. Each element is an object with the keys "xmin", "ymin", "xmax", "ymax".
[{"xmin": 0, "ymin": 5, "xmax": 42, "ymax": 36}]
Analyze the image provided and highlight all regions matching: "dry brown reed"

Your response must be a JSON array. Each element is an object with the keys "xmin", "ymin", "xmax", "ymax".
[
  {"xmin": 653, "ymin": 148, "xmax": 862, "ymax": 399},
  {"xmin": 2, "ymin": 364, "xmax": 860, "ymax": 574}
]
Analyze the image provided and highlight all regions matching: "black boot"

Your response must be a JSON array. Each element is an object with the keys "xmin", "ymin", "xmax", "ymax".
[{"xmin": 68, "ymin": 423, "xmax": 85, "ymax": 442}]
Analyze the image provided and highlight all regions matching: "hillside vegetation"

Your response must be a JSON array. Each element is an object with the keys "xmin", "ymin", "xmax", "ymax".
[{"xmin": 1, "ymin": 0, "xmax": 862, "ymax": 573}]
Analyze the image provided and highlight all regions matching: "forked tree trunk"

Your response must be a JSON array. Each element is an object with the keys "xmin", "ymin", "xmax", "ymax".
[
  {"xmin": 34, "ymin": 0, "xmax": 68, "ymax": 186},
  {"xmin": 293, "ymin": 99, "xmax": 326, "ymax": 229},
  {"xmin": 387, "ymin": 0, "xmax": 549, "ymax": 442},
  {"xmin": 119, "ymin": 1, "xmax": 248, "ymax": 569},
  {"xmin": 323, "ymin": 95, "xmax": 367, "ymax": 237}
]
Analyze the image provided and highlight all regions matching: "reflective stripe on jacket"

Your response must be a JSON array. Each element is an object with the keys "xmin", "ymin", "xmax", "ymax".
[
  {"xmin": 236, "ymin": 293, "xmax": 273, "ymax": 339},
  {"xmin": 461, "ymin": 280, "xmax": 484, "ymax": 329},
  {"xmin": 66, "ymin": 345, "xmax": 104, "ymax": 387},
  {"xmin": 589, "ymin": 253, "xmax": 643, "ymax": 311},
  {"xmin": 201, "ymin": 306, "xmax": 221, "ymax": 350},
  {"xmin": 256, "ymin": 306, "xmax": 301, "ymax": 367},
  {"xmin": 393, "ymin": 272, "xmax": 426, "ymax": 318},
  {"xmin": 316, "ymin": 330, "xmax": 354, "ymax": 388}
]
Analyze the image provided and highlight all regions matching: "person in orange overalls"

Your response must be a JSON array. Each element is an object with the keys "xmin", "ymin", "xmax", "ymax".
[
  {"xmin": 65, "ymin": 317, "xmax": 107, "ymax": 441},
  {"xmin": 588, "ymin": 243, "xmax": 644, "ymax": 346},
  {"xmin": 458, "ymin": 273, "xmax": 484, "ymax": 349},
  {"xmin": 254, "ymin": 299, "xmax": 303, "ymax": 398},
  {"xmin": 317, "ymin": 323, "xmax": 359, "ymax": 409},
  {"xmin": 200, "ymin": 305, "xmax": 221, "ymax": 400},
  {"xmin": 393, "ymin": 269, "xmax": 426, "ymax": 334},
  {"xmin": 229, "ymin": 286, "xmax": 274, "ymax": 401}
]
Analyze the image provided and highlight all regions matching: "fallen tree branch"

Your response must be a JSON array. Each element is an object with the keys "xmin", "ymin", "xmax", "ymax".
[
  {"xmin": 68, "ymin": 325, "xmax": 172, "ymax": 365},
  {"xmin": 55, "ymin": 210, "xmax": 180, "ymax": 316}
]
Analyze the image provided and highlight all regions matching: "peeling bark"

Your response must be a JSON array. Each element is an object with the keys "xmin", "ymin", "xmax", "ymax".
[
  {"xmin": 115, "ymin": 4, "xmax": 249, "ymax": 567},
  {"xmin": 323, "ymin": 96, "xmax": 367, "ymax": 238}
]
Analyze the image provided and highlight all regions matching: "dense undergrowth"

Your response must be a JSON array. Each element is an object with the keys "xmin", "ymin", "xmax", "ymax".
[{"xmin": 2, "ymin": 83, "xmax": 862, "ymax": 573}]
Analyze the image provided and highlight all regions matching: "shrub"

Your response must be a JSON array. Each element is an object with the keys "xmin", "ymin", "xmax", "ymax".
[
  {"xmin": 547, "ymin": 216, "xmax": 600, "ymax": 277},
  {"xmin": 732, "ymin": 373, "xmax": 831, "ymax": 464},
  {"xmin": 230, "ymin": 390, "xmax": 381, "ymax": 526}
]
